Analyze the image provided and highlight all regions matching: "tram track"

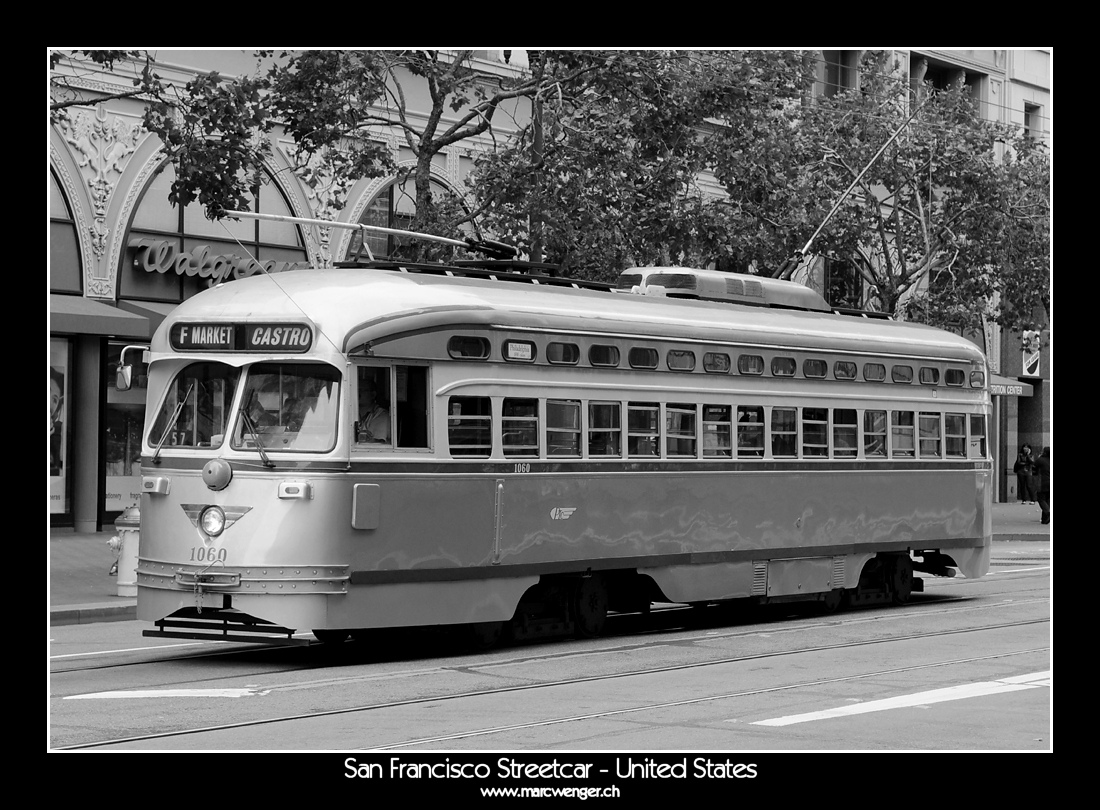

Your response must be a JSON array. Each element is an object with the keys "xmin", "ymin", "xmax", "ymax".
[
  {"xmin": 50, "ymin": 576, "xmax": 1049, "ymax": 678},
  {"xmin": 374, "ymin": 645, "xmax": 1050, "ymax": 750},
  {"xmin": 54, "ymin": 614, "xmax": 1049, "ymax": 750}
]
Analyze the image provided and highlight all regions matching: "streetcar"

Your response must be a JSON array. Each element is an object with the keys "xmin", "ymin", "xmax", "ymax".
[{"xmin": 124, "ymin": 236, "xmax": 992, "ymax": 647}]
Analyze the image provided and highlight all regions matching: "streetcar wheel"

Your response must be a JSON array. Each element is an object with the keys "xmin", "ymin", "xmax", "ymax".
[
  {"xmin": 890, "ymin": 556, "xmax": 914, "ymax": 605},
  {"xmin": 312, "ymin": 629, "xmax": 349, "ymax": 644},
  {"xmin": 574, "ymin": 575, "xmax": 608, "ymax": 638},
  {"xmin": 468, "ymin": 621, "xmax": 505, "ymax": 649}
]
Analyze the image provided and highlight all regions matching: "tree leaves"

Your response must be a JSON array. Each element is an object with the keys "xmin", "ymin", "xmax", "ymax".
[{"xmin": 52, "ymin": 49, "xmax": 1048, "ymax": 333}]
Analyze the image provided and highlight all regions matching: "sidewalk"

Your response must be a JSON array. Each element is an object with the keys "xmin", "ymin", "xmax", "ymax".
[{"xmin": 48, "ymin": 501, "xmax": 1051, "ymax": 627}]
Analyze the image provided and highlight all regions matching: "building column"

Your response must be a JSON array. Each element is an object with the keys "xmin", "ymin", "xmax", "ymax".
[{"xmin": 72, "ymin": 335, "xmax": 102, "ymax": 532}]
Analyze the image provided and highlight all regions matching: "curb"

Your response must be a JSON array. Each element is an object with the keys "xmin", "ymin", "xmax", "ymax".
[
  {"xmin": 997, "ymin": 533, "xmax": 1050, "ymax": 543},
  {"xmin": 51, "ymin": 602, "xmax": 137, "ymax": 627}
]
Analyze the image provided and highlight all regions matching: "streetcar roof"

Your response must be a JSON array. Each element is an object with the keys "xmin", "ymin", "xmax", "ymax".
[{"xmin": 150, "ymin": 267, "xmax": 986, "ymax": 364}]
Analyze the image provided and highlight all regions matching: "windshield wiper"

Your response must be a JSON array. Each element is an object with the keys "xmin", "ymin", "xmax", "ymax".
[
  {"xmin": 151, "ymin": 383, "xmax": 194, "ymax": 465},
  {"xmin": 239, "ymin": 391, "xmax": 276, "ymax": 468}
]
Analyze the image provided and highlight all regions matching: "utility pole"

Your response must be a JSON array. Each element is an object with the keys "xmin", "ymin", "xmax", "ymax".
[{"xmin": 529, "ymin": 50, "xmax": 545, "ymax": 264}]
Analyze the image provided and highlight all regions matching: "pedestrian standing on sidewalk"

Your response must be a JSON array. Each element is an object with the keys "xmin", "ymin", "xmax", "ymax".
[
  {"xmin": 1025, "ymin": 445, "xmax": 1040, "ymax": 504},
  {"xmin": 1036, "ymin": 446, "xmax": 1050, "ymax": 525},
  {"xmin": 1014, "ymin": 445, "xmax": 1036, "ymax": 503}
]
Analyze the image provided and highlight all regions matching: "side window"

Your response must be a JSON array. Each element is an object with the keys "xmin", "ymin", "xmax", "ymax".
[
  {"xmin": 448, "ymin": 396, "xmax": 491, "ymax": 457},
  {"xmin": 589, "ymin": 401, "xmax": 621, "ymax": 457},
  {"xmin": 771, "ymin": 407, "xmax": 797, "ymax": 458},
  {"xmin": 394, "ymin": 365, "xmax": 429, "ymax": 449},
  {"xmin": 864, "ymin": 410, "xmax": 887, "ymax": 457},
  {"xmin": 590, "ymin": 345, "xmax": 620, "ymax": 367},
  {"xmin": 629, "ymin": 347, "xmax": 659, "ymax": 369},
  {"xmin": 969, "ymin": 414, "xmax": 987, "ymax": 457},
  {"xmin": 666, "ymin": 403, "xmax": 697, "ymax": 457},
  {"xmin": 667, "ymin": 350, "xmax": 696, "ymax": 372},
  {"xmin": 864, "ymin": 363, "xmax": 886, "ymax": 382},
  {"xmin": 737, "ymin": 406, "xmax": 764, "ymax": 458},
  {"xmin": 357, "ymin": 366, "xmax": 428, "ymax": 449},
  {"xmin": 834, "ymin": 361, "xmax": 857, "ymax": 381},
  {"xmin": 703, "ymin": 353, "xmax": 730, "ymax": 374},
  {"xmin": 547, "ymin": 399, "xmax": 581, "ymax": 457},
  {"xmin": 356, "ymin": 366, "xmax": 392, "ymax": 445},
  {"xmin": 919, "ymin": 367, "xmax": 940, "ymax": 385},
  {"xmin": 945, "ymin": 413, "xmax": 966, "ymax": 458},
  {"xmin": 503, "ymin": 398, "xmax": 539, "ymax": 457},
  {"xmin": 771, "ymin": 357, "xmax": 796, "ymax": 377},
  {"xmin": 833, "ymin": 409, "xmax": 858, "ymax": 457},
  {"xmin": 891, "ymin": 365, "xmax": 914, "ymax": 384},
  {"xmin": 547, "ymin": 342, "xmax": 579, "ymax": 365},
  {"xmin": 627, "ymin": 402, "xmax": 660, "ymax": 457},
  {"xmin": 891, "ymin": 411, "xmax": 915, "ymax": 457},
  {"xmin": 738, "ymin": 355, "xmax": 764, "ymax": 376},
  {"xmin": 702, "ymin": 405, "xmax": 731, "ymax": 457},
  {"xmin": 803, "ymin": 359, "xmax": 828, "ymax": 380},
  {"xmin": 919, "ymin": 412, "xmax": 942, "ymax": 458},
  {"xmin": 447, "ymin": 336, "xmax": 490, "ymax": 360},
  {"xmin": 802, "ymin": 407, "xmax": 829, "ymax": 457}
]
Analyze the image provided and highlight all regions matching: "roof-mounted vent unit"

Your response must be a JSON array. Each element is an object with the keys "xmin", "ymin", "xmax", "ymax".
[{"xmin": 617, "ymin": 267, "xmax": 830, "ymax": 313}]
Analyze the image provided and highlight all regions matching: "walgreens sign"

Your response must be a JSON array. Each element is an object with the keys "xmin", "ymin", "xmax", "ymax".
[{"xmin": 129, "ymin": 239, "xmax": 311, "ymax": 283}]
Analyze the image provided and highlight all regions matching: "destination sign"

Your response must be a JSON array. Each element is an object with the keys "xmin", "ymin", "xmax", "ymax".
[
  {"xmin": 170, "ymin": 322, "xmax": 313, "ymax": 353},
  {"xmin": 245, "ymin": 324, "xmax": 314, "ymax": 351}
]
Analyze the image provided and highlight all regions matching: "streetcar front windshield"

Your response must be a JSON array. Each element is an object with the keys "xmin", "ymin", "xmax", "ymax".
[
  {"xmin": 149, "ymin": 362, "xmax": 241, "ymax": 449},
  {"xmin": 232, "ymin": 363, "xmax": 341, "ymax": 453}
]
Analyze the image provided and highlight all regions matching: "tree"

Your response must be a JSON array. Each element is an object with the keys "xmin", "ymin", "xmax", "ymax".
[
  {"xmin": 51, "ymin": 49, "xmax": 1049, "ymax": 333},
  {"xmin": 267, "ymin": 50, "xmax": 603, "ymax": 260},
  {"xmin": 469, "ymin": 51, "xmax": 808, "ymax": 280},
  {"xmin": 707, "ymin": 50, "xmax": 1050, "ymax": 334},
  {"xmin": 51, "ymin": 50, "xmax": 599, "ymax": 260},
  {"xmin": 51, "ymin": 50, "xmax": 276, "ymax": 218},
  {"xmin": 904, "ymin": 131, "xmax": 1050, "ymax": 336}
]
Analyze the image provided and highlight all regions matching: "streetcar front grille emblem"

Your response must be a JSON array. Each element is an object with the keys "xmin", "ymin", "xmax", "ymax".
[{"xmin": 181, "ymin": 504, "xmax": 252, "ymax": 533}]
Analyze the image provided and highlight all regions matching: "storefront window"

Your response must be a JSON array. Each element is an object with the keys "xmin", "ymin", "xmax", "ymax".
[{"xmin": 49, "ymin": 338, "xmax": 71, "ymax": 516}]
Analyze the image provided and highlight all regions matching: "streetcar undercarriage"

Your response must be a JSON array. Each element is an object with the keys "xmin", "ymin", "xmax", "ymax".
[{"xmin": 141, "ymin": 550, "xmax": 953, "ymax": 648}]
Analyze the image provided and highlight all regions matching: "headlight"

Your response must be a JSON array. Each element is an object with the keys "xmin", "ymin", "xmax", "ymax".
[{"xmin": 200, "ymin": 505, "xmax": 226, "ymax": 537}]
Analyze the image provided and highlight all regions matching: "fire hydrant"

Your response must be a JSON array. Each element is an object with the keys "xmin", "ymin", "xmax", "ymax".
[{"xmin": 108, "ymin": 506, "xmax": 141, "ymax": 598}]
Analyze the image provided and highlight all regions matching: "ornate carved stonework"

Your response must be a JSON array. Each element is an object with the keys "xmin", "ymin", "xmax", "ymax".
[
  {"xmin": 279, "ymin": 140, "xmax": 353, "ymax": 268},
  {"xmin": 58, "ymin": 105, "xmax": 144, "ymax": 262}
]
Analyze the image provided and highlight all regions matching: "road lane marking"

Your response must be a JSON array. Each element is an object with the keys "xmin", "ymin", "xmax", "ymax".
[
  {"xmin": 64, "ymin": 688, "xmax": 270, "ymax": 700},
  {"xmin": 752, "ymin": 670, "xmax": 1051, "ymax": 726},
  {"xmin": 50, "ymin": 642, "xmax": 206, "ymax": 660}
]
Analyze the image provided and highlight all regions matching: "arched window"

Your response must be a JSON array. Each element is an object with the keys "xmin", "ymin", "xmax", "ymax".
[
  {"xmin": 824, "ymin": 255, "xmax": 868, "ymax": 310},
  {"xmin": 122, "ymin": 161, "xmax": 308, "ymax": 302},
  {"xmin": 50, "ymin": 170, "xmax": 82, "ymax": 293},
  {"xmin": 345, "ymin": 176, "xmax": 468, "ymax": 260}
]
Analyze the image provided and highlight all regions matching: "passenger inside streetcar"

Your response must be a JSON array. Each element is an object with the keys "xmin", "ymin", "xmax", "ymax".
[{"xmin": 357, "ymin": 375, "xmax": 390, "ymax": 443}]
